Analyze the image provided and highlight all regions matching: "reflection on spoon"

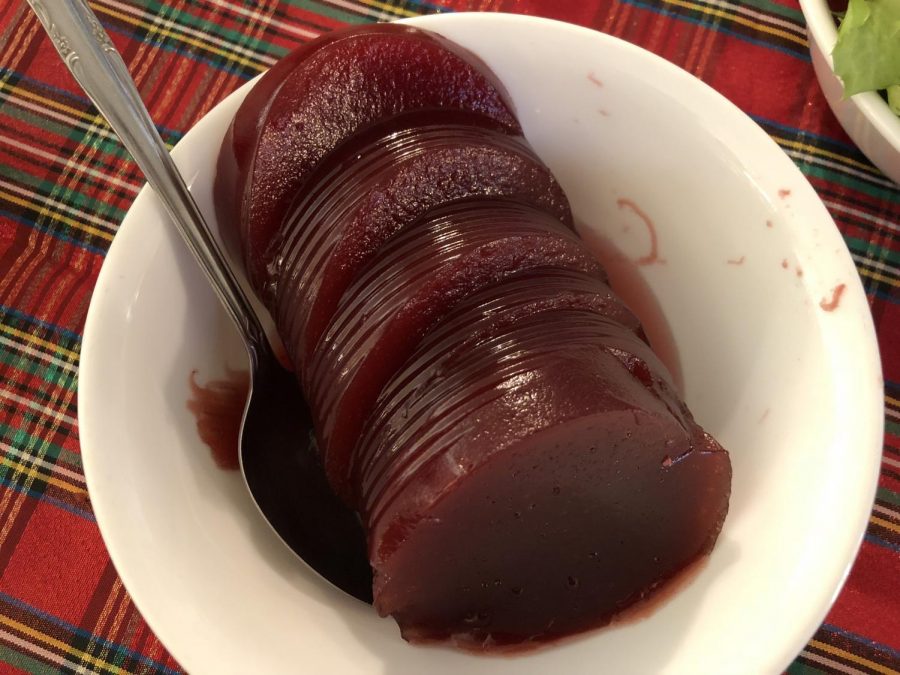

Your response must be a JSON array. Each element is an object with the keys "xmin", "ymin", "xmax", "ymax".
[{"xmin": 187, "ymin": 366, "xmax": 374, "ymax": 603}]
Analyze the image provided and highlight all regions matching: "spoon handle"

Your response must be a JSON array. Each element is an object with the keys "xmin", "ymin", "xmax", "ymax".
[{"xmin": 26, "ymin": 0, "xmax": 265, "ymax": 352}]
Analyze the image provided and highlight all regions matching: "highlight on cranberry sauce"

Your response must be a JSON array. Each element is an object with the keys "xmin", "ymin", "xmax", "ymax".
[{"xmin": 214, "ymin": 23, "xmax": 732, "ymax": 651}]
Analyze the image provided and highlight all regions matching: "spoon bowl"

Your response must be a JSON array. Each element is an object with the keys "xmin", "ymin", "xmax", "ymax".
[{"xmin": 240, "ymin": 359, "xmax": 373, "ymax": 602}]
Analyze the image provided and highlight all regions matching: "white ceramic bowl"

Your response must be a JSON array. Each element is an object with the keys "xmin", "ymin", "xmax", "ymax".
[
  {"xmin": 79, "ymin": 13, "xmax": 883, "ymax": 675},
  {"xmin": 800, "ymin": 0, "xmax": 900, "ymax": 184}
]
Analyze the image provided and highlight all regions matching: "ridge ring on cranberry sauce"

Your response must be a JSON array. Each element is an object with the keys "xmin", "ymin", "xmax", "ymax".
[
  {"xmin": 305, "ymin": 200, "xmax": 604, "ymax": 501},
  {"xmin": 266, "ymin": 120, "xmax": 572, "ymax": 372}
]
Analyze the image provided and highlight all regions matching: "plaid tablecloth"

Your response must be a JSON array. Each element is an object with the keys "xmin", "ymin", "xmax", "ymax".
[{"xmin": 0, "ymin": 0, "xmax": 896, "ymax": 673}]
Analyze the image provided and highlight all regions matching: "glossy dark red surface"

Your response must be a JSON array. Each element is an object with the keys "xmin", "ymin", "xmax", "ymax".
[
  {"xmin": 268, "ymin": 122, "xmax": 572, "ymax": 371},
  {"xmin": 358, "ymin": 310, "xmax": 730, "ymax": 646},
  {"xmin": 215, "ymin": 24, "xmax": 521, "ymax": 286},
  {"xmin": 218, "ymin": 25, "xmax": 731, "ymax": 651},
  {"xmin": 349, "ymin": 267, "xmax": 644, "ymax": 498},
  {"xmin": 305, "ymin": 201, "xmax": 603, "ymax": 500}
]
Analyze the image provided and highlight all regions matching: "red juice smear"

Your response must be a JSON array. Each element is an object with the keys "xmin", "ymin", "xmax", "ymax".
[
  {"xmin": 617, "ymin": 198, "xmax": 664, "ymax": 266},
  {"xmin": 587, "ymin": 72, "xmax": 603, "ymax": 87},
  {"xmin": 820, "ymin": 283, "xmax": 846, "ymax": 312},
  {"xmin": 578, "ymin": 225, "xmax": 684, "ymax": 395},
  {"xmin": 186, "ymin": 368, "xmax": 250, "ymax": 470}
]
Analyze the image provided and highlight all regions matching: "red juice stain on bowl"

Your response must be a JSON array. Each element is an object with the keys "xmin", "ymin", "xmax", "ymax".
[
  {"xmin": 819, "ymin": 283, "xmax": 846, "ymax": 312},
  {"xmin": 617, "ymin": 198, "xmax": 664, "ymax": 266},
  {"xmin": 577, "ymin": 223, "xmax": 684, "ymax": 395},
  {"xmin": 186, "ymin": 368, "xmax": 249, "ymax": 470}
]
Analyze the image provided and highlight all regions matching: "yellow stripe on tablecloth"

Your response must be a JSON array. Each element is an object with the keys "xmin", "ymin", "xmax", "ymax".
[
  {"xmin": 0, "ymin": 627, "xmax": 85, "ymax": 673},
  {"xmin": 0, "ymin": 84, "xmax": 100, "ymax": 124},
  {"xmin": 0, "ymin": 614, "xmax": 125, "ymax": 674},
  {"xmin": 0, "ymin": 324, "xmax": 79, "ymax": 363},
  {"xmin": 0, "ymin": 179, "xmax": 118, "ymax": 232},
  {"xmin": 354, "ymin": 0, "xmax": 420, "ymax": 18},
  {"xmin": 1, "ymin": 440, "xmax": 86, "ymax": 485},
  {"xmin": 858, "ymin": 267, "xmax": 900, "ymax": 288},
  {"xmin": 809, "ymin": 640, "xmax": 899, "ymax": 674},
  {"xmin": 659, "ymin": 0, "xmax": 807, "ymax": 46},
  {"xmin": 0, "ymin": 190, "xmax": 115, "ymax": 243},
  {"xmin": 97, "ymin": 0, "xmax": 279, "ymax": 65},
  {"xmin": 870, "ymin": 515, "xmax": 900, "ymax": 534},
  {"xmin": 801, "ymin": 649, "xmax": 868, "ymax": 675},
  {"xmin": 92, "ymin": 4, "xmax": 267, "ymax": 73},
  {"xmin": 777, "ymin": 138, "xmax": 885, "ymax": 176},
  {"xmin": 0, "ymin": 454, "xmax": 87, "ymax": 496},
  {"xmin": 0, "ymin": 335, "xmax": 77, "ymax": 376}
]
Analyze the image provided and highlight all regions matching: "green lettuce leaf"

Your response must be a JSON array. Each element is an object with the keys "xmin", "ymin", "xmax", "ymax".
[{"xmin": 831, "ymin": 0, "xmax": 900, "ymax": 97}]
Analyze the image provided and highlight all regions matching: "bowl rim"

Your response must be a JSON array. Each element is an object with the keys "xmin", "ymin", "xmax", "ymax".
[
  {"xmin": 77, "ymin": 11, "xmax": 884, "ymax": 674},
  {"xmin": 799, "ymin": 0, "xmax": 900, "ymax": 152}
]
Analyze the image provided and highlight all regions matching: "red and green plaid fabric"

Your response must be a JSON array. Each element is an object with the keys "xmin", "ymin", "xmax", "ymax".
[{"xmin": 0, "ymin": 0, "xmax": 897, "ymax": 672}]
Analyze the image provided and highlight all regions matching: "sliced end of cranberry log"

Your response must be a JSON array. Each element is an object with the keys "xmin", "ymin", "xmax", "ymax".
[
  {"xmin": 373, "ymin": 413, "xmax": 730, "ymax": 649},
  {"xmin": 214, "ymin": 24, "xmax": 401, "ymax": 260},
  {"xmin": 226, "ymin": 25, "xmax": 523, "ymax": 287},
  {"xmin": 358, "ymin": 315, "xmax": 730, "ymax": 647}
]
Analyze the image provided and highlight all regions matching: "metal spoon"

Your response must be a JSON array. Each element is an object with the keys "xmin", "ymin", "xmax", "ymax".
[{"xmin": 28, "ymin": 0, "xmax": 373, "ymax": 603}]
